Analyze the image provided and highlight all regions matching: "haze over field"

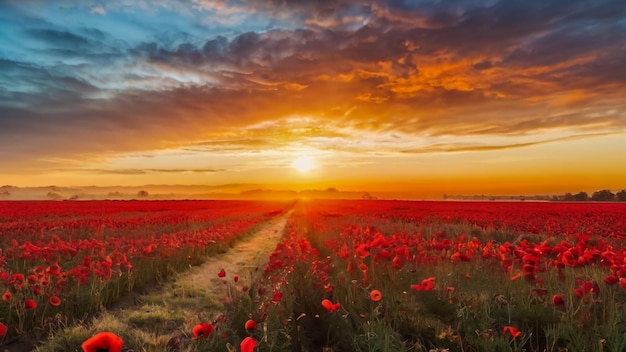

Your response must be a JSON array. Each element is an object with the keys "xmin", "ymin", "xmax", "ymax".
[{"xmin": 1, "ymin": 0, "xmax": 625, "ymax": 198}]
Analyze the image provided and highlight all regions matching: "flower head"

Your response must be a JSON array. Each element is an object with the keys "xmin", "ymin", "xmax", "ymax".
[
  {"xmin": 192, "ymin": 323, "xmax": 214, "ymax": 339},
  {"xmin": 411, "ymin": 277, "xmax": 436, "ymax": 291},
  {"xmin": 272, "ymin": 291, "xmax": 283, "ymax": 303},
  {"xmin": 241, "ymin": 336, "xmax": 257, "ymax": 352},
  {"xmin": 217, "ymin": 268, "xmax": 226, "ymax": 278},
  {"xmin": 321, "ymin": 299, "xmax": 341, "ymax": 312},
  {"xmin": 48, "ymin": 263, "xmax": 61, "ymax": 276},
  {"xmin": 82, "ymin": 332, "xmax": 123, "ymax": 352},
  {"xmin": 604, "ymin": 275, "xmax": 619, "ymax": 285},
  {"xmin": 0, "ymin": 322, "xmax": 7, "ymax": 337},
  {"xmin": 49, "ymin": 295, "xmax": 62, "ymax": 307},
  {"xmin": 553, "ymin": 294, "xmax": 565, "ymax": 307},
  {"xmin": 502, "ymin": 325, "xmax": 521, "ymax": 338},
  {"xmin": 245, "ymin": 319, "xmax": 257, "ymax": 330},
  {"xmin": 24, "ymin": 299, "xmax": 37, "ymax": 310},
  {"xmin": 370, "ymin": 289, "xmax": 382, "ymax": 302},
  {"xmin": 2, "ymin": 291, "xmax": 12, "ymax": 302}
]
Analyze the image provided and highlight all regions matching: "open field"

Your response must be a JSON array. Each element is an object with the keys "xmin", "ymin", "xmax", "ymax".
[
  {"xmin": 0, "ymin": 200, "xmax": 291, "ymax": 350},
  {"xmin": 1, "ymin": 200, "xmax": 626, "ymax": 351}
]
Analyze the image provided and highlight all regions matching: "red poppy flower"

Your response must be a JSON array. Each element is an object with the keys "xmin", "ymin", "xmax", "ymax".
[
  {"xmin": 522, "ymin": 264, "xmax": 536, "ymax": 277},
  {"xmin": 370, "ymin": 289, "xmax": 382, "ymax": 302},
  {"xmin": 241, "ymin": 336, "xmax": 257, "ymax": 352},
  {"xmin": 522, "ymin": 254, "xmax": 540, "ymax": 266},
  {"xmin": 391, "ymin": 255, "xmax": 404, "ymax": 269},
  {"xmin": 272, "ymin": 291, "xmax": 283, "ymax": 303},
  {"xmin": 245, "ymin": 319, "xmax": 257, "ymax": 330},
  {"xmin": 502, "ymin": 325, "xmax": 521, "ymax": 338},
  {"xmin": 620, "ymin": 278, "xmax": 626, "ymax": 290},
  {"xmin": 81, "ymin": 332, "xmax": 123, "ymax": 352},
  {"xmin": 2, "ymin": 291, "xmax": 12, "ymax": 302},
  {"xmin": 49, "ymin": 295, "xmax": 62, "ymax": 307},
  {"xmin": 33, "ymin": 266, "xmax": 45, "ymax": 276},
  {"xmin": 24, "ymin": 299, "xmax": 37, "ymax": 310},
  {"xmin": 192, "ymin": 323, "xmax": 214, "ymax": 339},
  {"xmin": 0, "ymin": 322, "xmax": 7, "ymax": 337},
  {"xmin": 47, "ymin": 263, "xmax": 61, "ymax": 276},
  {"xmin": 553, "ymin": 294, "xmax": 565, "ymax": 307},
  {"xmin": 33, "ymin": 286, "xmax": 42, "ymax": 296},
  {"xmin": 12, "ymin": 273, "xmax": 24, "ymax": 283},
  {"xmin": 604, "ymin": 275, "xmax": 619, "ymax": 285},
  {"xmin": 234, "ymin": 275, "xmax": 239, "ymax": 283},
  {"xmin": 217, "ymin": 269, "xmax": 226, "ymax": 278},
  {"xmin": 411, "ymin": 277, "xmax": 436, "ymax": 291},
  {"xmin": 321, "ymin": 299, "xmax": 341, "ymax": 312}
]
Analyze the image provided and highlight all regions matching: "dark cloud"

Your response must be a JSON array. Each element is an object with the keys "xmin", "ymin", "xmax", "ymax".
[
  {"xmin": 504, "ymin": 24, "xmax": 625, "ymax": 68},
  {"xmin": 26, "ymin": 29, "xmax": 91, "ymax": 48},
  {"xmin": 0, "ymin": 58, "xmax": 97, "ymax": 98},
  {"xmin": 473, "ymin": 60, "xmax": 492, "ymax": 70}
]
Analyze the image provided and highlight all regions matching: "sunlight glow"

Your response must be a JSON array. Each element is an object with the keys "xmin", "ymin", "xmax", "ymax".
[{"xmin": 291, "ymin": 156, "xmax": 316, "ymax": 173}]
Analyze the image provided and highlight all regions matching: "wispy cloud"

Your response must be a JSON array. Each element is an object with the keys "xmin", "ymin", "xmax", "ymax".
[{"xmin": 64, "ymin": 167, "xmax": 226, "ymax": 175}]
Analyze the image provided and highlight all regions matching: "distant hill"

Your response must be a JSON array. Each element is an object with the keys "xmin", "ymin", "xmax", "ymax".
[{"xmin": 0, "ymin": 185, "xmax": 377, "ymax": 201}]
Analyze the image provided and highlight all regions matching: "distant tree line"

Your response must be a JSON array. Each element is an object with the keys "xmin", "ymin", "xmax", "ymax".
[
  {"xmin": 443, "ymin": 189, "xmax": 626, "ymax": 202},
  {"xmin": 557, "ymin": 189, "xmax": 626, "ymax": 202}
]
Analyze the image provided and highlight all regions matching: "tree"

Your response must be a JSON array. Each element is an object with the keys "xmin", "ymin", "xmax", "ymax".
[
  {"xmin": 574, "ymin": 192, "xmax": 589, "ymax": 201},
  {"xmin": 137, "ymin": 190, "xmax": 149, "ymax": 198},
  {"xmin": 616, "ymin": 189, "xmax": 626, "ymax": 202},
  {"xmin": 591, "ymin": 189, "xmax": 615, "ymax": 201},
  {"xmin": 46, "ymin": 192, "xmax": 62, "ymax": 200},
  {"xmin": 563, "ymin": 192, "xmax": 574, "ymax": 201}
]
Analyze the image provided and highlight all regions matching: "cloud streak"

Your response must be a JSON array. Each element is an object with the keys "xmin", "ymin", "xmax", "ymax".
[{"xmin": 69, "ymin": 168, "xmax": 226, "ymax": 175}]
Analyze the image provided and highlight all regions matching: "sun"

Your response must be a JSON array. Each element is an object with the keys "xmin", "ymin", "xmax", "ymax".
[{"xmin": 291, "ymin": 155, "xmax": 316, "ymax": 173}]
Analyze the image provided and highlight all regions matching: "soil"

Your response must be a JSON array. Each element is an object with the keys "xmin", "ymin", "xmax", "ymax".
[{"xmin": 177, "ymin": 210, "xmax": 291, "ymax": 305}]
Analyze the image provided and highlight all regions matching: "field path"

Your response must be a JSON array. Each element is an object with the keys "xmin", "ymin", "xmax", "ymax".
[
  {"xmin": 178, "ymin": 209, "xmax": 291, "ymax": 305},
  {"xmin": 35, "ymin": 209, "xmax": 293, "ymax": 352}
]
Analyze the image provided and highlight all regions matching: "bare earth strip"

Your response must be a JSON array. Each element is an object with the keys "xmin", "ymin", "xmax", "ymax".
[
  {"xmin": 180, "ymin": 210, "xmax": 291, "ymax": 307},
  {"xmin": 36, "ymin": 210, "xmax": 292, "ymax": 352}
]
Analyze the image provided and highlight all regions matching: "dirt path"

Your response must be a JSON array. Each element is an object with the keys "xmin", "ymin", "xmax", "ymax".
[{"xmin": 179, "ymin": 210, "xmax": 291, "ymax": 306}]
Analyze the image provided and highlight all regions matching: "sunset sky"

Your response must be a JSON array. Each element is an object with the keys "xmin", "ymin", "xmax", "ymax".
[{"xmin": 1, "ymin": 0, "xmax": 625, "ymax": 198}]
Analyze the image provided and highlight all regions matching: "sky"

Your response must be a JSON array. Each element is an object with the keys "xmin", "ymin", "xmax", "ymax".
[{"xmin": 1, "ymin": 0, "xmax": 625, "ymax": 198}]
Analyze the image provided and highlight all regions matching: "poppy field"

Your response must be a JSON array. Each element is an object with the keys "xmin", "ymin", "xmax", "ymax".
[
  {"xmin": 222, "ymin": 200, "xmax": 626, "ymax": 352},
  {"xmin": 2, "ymin": 199, "xmax": 626, "ymax": 351},
  {"xmin": 0, "ymin": 200, "xmax": 289, "ymax": 349}
]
